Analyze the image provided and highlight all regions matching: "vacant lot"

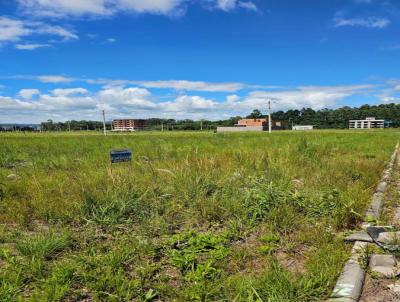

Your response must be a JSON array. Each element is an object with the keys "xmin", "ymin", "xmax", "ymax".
[{"xmin": 0, "ymin": 130, "xmax": 398, "ymax": 301}]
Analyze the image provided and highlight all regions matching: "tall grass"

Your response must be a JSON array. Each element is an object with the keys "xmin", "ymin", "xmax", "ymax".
[{"xmin": 0, "ymin": 130, "xmax": 398, "ymax": 301}]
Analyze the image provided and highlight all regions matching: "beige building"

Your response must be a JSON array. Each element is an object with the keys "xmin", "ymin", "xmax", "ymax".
[{"xmin": 349, "ymin": 117, "xmax": 384, "ymax": 129}]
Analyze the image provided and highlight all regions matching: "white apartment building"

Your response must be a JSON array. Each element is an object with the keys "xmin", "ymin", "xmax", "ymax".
[{"xmin": 349, "ymin": 117, "xmax": 384, "ymax": 129}]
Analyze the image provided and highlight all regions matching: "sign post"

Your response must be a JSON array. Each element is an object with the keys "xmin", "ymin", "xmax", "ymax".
[{"xmin": 110, "ymin": 150, "xmax": 132, "ymax": 163}]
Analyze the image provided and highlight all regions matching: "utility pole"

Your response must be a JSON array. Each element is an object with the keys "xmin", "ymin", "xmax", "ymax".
[
  {"xmin": 268, "ymin": 100, "xmax": 272, "ymax": 134},
  {"xmin": 102, "ymin": 110, "xmax": 107, "ymax": 136}
]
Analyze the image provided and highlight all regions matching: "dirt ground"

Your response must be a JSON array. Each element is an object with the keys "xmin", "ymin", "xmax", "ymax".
[{"xmin": 359, "ymin": 276, "xmax": 400, "ymax": 302}]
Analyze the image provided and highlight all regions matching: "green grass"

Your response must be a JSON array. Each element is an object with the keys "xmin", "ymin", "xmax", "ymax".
[{"xmin": 0, "ymin": 130, "xmax": 398, "ymax": 301}]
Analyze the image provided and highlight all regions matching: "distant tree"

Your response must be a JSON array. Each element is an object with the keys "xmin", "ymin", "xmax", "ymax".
[{"xmin": 246, "ymin": 109, "xmax": 263, "ymax": 119}]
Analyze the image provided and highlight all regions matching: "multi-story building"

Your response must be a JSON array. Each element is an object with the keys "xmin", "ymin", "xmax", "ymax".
[
  {"xmin": 112, "ymin": 119, "xmax": 148, "ymax": 131},
  {"xmin": 349, "ymin": 117, "xmax": 384, "ymax": 129}
]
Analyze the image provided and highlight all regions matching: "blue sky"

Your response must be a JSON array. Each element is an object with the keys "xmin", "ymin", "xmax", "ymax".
[{"xmin": 0, "ymin": 0, "xmax": 400, "ymax": 123}]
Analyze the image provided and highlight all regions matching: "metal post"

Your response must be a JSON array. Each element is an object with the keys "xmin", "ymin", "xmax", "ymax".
[
  {"xmin": 161, "ymin": 122, "xmax": 164, "ymax": 132},
  {"xmin": 200, "ymin": 120, "xmax": 203, "ymax": 131},
  {"xmin": 102, "ymin": 110, "xmax": 107, "ymax": 136},
  {"xmin": 268, "ymin": 100, "xmax": 272, "ymax": 134}
]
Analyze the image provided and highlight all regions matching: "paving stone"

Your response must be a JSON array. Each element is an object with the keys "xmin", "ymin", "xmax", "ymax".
[
  {"xmin": 369, "ymin": 254, "xmax": 397, "ymax": 278},
  {"xmin": 377, "ymin": 232, "xmax": 400, "ymax": 245},
  {"xmin": 345, "ymin": 231, "xmax": 373, "ymax": 243},
  {"xmin": 366, "ymin": 226, "xmax": 393, "ymax": 240},
  {"xmin": 376, "ymin": 181, "xmax": 388, "ymax": 193}
]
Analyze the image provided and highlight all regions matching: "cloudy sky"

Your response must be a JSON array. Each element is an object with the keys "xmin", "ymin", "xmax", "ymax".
[{"xmin": 0, "ymin": 0, "xmax": 400, "ymax": 123}]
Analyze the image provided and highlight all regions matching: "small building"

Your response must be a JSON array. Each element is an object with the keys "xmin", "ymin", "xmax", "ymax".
[
  {"xmin": 112, "ymin": 119, "xmax": 148, "ymax": 131},
  {"xmin": 349, "ymin": 117, "xmax": 384, "ymax": 129},
  {"xmin": 217, "ymin": 118, "xmax": 287, "ymax": 133},
  {"xmin": 293, "ymin": 125, "xmax": 314, "ymax": 131},
  {"xmin": 237, "ymin": 118, "xmax": 268, "ymax": 127}
]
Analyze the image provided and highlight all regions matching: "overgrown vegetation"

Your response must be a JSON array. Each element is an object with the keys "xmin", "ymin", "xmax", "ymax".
[{"xmin": 0, "ymin": 130, "xmax": 398, "ymax": 301}]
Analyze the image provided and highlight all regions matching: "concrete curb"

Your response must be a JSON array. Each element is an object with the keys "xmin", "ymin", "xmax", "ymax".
[
  {"xmin": 364, "ymin": 143, "xmax": 399, "ymax": 221},
  {"xmin": 330, "ymin": 241, "xmax": 367, "ymax": 301},
  {"xmin": 329, "ymin": 142, "xmax": 399, "ymax": 302}
]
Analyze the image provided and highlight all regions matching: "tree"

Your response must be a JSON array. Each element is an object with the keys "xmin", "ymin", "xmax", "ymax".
[{"xmin": 246, "ymin": 109, "xmax": 263, "ymax": 119}]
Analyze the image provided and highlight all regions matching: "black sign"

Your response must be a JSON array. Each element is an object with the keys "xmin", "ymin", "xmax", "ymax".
[{"xmin": 110, "ymin": 150, "xmax": 132, "ymax": 163}]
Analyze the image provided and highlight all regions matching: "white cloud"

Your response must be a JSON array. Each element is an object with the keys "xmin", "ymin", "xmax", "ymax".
[
  {"xmin": 16, "ymin": 0, "xmax": 112, "ymax": 17},
  {"xmin": 52, "ymin": 88, "xmax": 89, "ymax": 96},
  {"xmin": 163, "ymin": 95, "xmax": 218, "ymax": 112},
  {"xmin": 37, "ymin": 75, "xmax": 75, "ymax": 83},
  {"xmin": 116, "ymin": 0, "xmax": 186, "ymax": 15},
  {"xmin": 0, "ymin": 16, "xmax": 78, "ymax": 49},
  {"xmin": 224, "ymin": 85, "xmax": 374, "ymax": 113},
  {"xmin": 0, "ymin": 17, "xmax": 31, "ymax": 42},
  {"xmin": 334, "ymin": 16, "xmax": 390, "ymax": 29},
  {"xmin": 377, "ymin": 80, "xmax": 400, "ymax": 103},
  {"xmin": 215, "ymin": 0, "xmax": 258, "ymax": 11},
  {"xmin": 238, "ymin": 1, "xmax": 258, "ymax": 11},
  {"xmin": 216, "ymin": 0, "xmax": 236, "ymax": 11},
  {"xmin": 0, "ymin": 84, "xmax": 376, "ymax": 123},
  {"xmin": 17, "ymin": 0, "xmax": 257, "ymax": 18},
  {"xmin": 380, "ymin": 96, "xmax": 400, "ymax": 103},
  {"xmin": 135, "ymin": 80, "xmax": 247, "ymax": 92},
  {"xmin": 354, "ymin": 0, "xmax": 373, "ymax": 3},
  {"xmin": 15, "ymin": 43, "xmax": 51, "ymax": 50},
  {"xmin": 16, "ymin": 0, "xmax": 187, "ymax": 17},
  {"xmin": 106, "ymin": 38, "xmax": 116, "ymax": 43},
  {"xmin": 18, "ymin": 89, "xmax": 40, "ymax": 99},
  {"xmin": 35, "ymin": 24, "xmax": 78, "ymax": 40}
]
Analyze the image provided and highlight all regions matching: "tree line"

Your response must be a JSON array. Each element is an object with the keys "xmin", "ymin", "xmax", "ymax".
[{"xmin": 2, "ymin": 103, "xmax": 398, "ymax": 132}]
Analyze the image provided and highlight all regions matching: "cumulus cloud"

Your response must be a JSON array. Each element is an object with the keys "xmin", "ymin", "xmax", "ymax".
[
  {"xmin": 163, "ymin": 95, "xmax": 218, "ymax": 112},
  {"xmin": 334, "ymin": 16, "xmax": 390, "ymax": 29},
  {"xmin": 223, "ymin": 85, "xmax": 374, "ymax": 112},
  {"xmin": 381, "ymin": 96, "xmax": 400, "ymax": 103},
  {"xmin": 0, "ymin": 84, "xmax": 375, "ymax": 123},
  {"xmin": 18, "ymin": 89, "xmax": 40, "ymax": 99},
  {"xmin": 377, "ymin": 80, "xmax": 400, "ymax": 103}
]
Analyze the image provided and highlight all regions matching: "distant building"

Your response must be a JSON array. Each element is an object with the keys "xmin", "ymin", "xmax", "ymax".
[
  {"xmin": 112, "ymin": 119, "xmax": 148, "ymax": 131},
  {"xmin": 349, "ymin": 117, "xmax": 384, "ymax": 129},
  {"xmin": 237, "ymin": 118, "xmax": 268, "ymax": 127},
  {"xmin": 217, "ymin": 118, "xmax": 287, "ymax": 133},
  {"xmin": 293, "ymin": 125, "xmax": 314, "ymax": 131}
]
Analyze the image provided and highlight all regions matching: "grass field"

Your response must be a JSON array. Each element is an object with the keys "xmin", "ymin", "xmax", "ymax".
[{"xmin": 0, "ymin": 130, "xmax": 398, "ymax": 301}]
